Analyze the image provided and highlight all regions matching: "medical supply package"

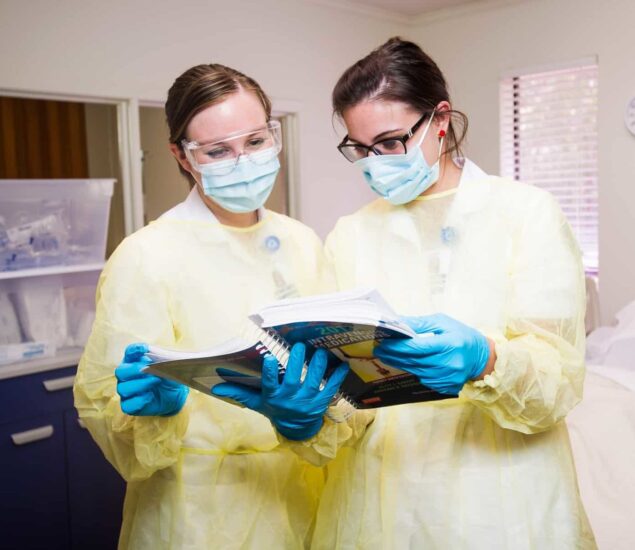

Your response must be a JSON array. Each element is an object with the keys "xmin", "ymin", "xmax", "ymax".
[{"xmin": 145, "ymin": 288, "xmax": 448, "ymax": 413}]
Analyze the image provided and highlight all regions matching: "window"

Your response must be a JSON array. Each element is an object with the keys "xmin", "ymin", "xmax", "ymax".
[{"xmin": 500, "ymin": 60, "xmax": 599, "ymax": 274}]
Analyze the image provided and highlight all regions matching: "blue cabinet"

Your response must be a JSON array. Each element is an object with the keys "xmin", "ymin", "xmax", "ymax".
[
  {"xmin": 0, "ymin": 412, "xmax": 70, "ymax": 550},
  {"xmin": 65, "ymin": 408, "xmax": 125, "ymax": 550},
  {"xmin": 0, "ymin": 366, "xmax": 126, "ymax": 550}
]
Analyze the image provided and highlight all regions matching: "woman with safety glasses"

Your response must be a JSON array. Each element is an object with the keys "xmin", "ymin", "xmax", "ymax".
[
  {"xmin": 73, "ymin": 64, "xmax": 333, "ymax": 549},
  {"xmin": 218, "ymin": 39, "xmax": 596, "ymax": 549}
]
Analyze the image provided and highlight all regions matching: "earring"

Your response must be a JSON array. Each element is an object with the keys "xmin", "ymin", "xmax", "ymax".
[{"xmin": 438, "ymin": 129, "xmax": 446, "ymax": 139}]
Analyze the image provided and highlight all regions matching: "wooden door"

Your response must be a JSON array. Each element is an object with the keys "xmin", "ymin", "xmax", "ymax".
[{"xmin": 0, "ymin": 97, "xmax": 89, "ymax": 178}]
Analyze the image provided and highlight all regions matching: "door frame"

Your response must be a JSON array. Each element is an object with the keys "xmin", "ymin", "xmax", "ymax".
[{"xmin": 272, "ymin": 98, "xmax": 302, "ymax": 221}]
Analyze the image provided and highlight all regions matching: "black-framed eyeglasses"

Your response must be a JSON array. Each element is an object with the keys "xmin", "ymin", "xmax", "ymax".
[{"xmin": 337, "ymin": 112, "xmax": 430, "ymax": 163}]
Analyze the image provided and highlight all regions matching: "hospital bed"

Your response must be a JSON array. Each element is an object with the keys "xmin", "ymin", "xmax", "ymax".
[{"xmin": 567, "ymin": 291, "xmax": 635, "ymax": 550}]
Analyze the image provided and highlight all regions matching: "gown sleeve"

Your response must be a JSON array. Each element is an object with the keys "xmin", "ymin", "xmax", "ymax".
[
  {"xmin": 73, "ymin": 235, "xmax": 189, "ymax": 481},
  {"xmin": 461, "ymin": 190, "xmax": 587, "ymax": 434}
]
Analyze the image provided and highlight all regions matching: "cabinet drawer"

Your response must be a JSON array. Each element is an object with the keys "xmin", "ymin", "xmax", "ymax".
[
  {"xmin": 0, "ymin": 413, "xmax": 70, "ymax": 549},
  {"xmin": 0, "ymin": 366, "xmax": 77, "ymax": 425},
  {"xmin": 66, "ymin": 408, "xmax": 125, "ymax": 549}
]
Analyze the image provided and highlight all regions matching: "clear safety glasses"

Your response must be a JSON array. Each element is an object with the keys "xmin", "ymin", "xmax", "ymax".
[{"xmin": 182, "ymin": 120, "xmax": 282, "ymax": 176}]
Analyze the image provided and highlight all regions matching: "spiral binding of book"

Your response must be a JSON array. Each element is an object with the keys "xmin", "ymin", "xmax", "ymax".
[
  {"xmin": 241, "ymin": 324, "xmax": 290, "ymax": 378},
  {"xmin": 325, "ymin": 391, "xmax": 357, "ymax": 423},
  {"xmin": 246, "ymin": 325, "xmax": 356, "ymax": 423},
  {"xmin": 257, "ymin": 328, "xmax": 290, "ymax": 369}
]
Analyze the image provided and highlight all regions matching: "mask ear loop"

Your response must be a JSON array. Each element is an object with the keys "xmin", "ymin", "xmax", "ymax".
[{"xmin": 414, "ymin": 110, "xmax": 436, "ymax": 150}]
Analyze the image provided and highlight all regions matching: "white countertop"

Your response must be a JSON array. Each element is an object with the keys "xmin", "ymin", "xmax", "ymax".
[{"xmin": 0, "ymin": 347, "xmax": 83, "ymax": 380}]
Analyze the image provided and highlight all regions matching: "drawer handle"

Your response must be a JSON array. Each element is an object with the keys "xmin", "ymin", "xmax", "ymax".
[
  {"xmin": 43, "ymin": 375, "xmax": 76, "ymax": 392},
  {"xmin": 78, "ymin": 418, "xmax": 86, "ymax": 429},
  {"xmin": 11, "ymin": 425, "xmax": 54, "ymax": 446}
]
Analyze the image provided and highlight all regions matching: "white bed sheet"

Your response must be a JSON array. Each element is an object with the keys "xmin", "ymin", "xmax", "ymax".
[{"xmin": 567, "ymin": 366, "xmax": 635, "ymax": 550}]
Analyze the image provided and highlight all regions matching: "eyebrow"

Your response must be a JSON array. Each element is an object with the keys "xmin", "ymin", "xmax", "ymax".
[
  {"xmin": 372, "ymin": 128, "xmax": 404, "ymax": 142},
  {"xmin": 189, "ymin": 124, "xmax": 268, "ymax": 146},
  {"xmin": 348, "ymin": 128, "xmax": 404, "ymax": 145}
]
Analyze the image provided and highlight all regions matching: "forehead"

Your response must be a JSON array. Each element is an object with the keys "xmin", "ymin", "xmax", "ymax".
[
  {"xmin": 186, "ymin": 88, "xmax": 268, "ymax": 144},
  {"xmin": 342, "ymin": 100, "xmax": 417, "ymax": 142}
]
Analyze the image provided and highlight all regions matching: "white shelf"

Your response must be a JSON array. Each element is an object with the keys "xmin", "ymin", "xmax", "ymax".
[
  {"xmin": 0, "ymin": 262, "xmax": 105, "ymax": 281},
  {"xmin": 0, "ymin": 347, "xmax": 84, "ymax": 380}
]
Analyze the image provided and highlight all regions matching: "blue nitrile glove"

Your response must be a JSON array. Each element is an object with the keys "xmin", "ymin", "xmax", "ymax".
[
  {"xmin": 211, "ymin": 343, "xmax": 349, "ymax": 441},
  {"xmin": 375, "ymin": 314, "xmax": 491, "ymax": 395},
  {"xmin": 115, "ymin": 343, "xmax": 189, "ymax": 416}
]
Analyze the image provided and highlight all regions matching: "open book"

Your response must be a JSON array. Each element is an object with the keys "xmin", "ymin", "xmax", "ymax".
[{"xmin": 145, "ymin": 288, "xmax": 448, "ymax": 414}]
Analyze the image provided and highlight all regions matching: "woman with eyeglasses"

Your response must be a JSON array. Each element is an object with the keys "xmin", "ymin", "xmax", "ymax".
[
  {"xmin": 221, "ymin": 38, "xmax": 596, "ymax": 549},
  {"xmin": 73, "ymin": 64, "xmax": 334, "ymax": 549},
  {"xmin": 320, "ymin": 37, "xmax": 596, "ymax": 549}
]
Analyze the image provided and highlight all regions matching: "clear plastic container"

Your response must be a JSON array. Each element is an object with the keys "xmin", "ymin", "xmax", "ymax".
[
  {"xmin": 0, "ymin": 179, "xmax": 114, "ymax": 271},
  {"xmin": 0, "ymin": 270, "xmax": 100, "ymax": 366}
]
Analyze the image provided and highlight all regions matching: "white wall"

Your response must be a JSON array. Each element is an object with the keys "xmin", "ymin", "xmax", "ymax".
[
  {"xmin": 406, "ymin": 0, "xmax": 635, "ymax": 324},
  {"xmin": 1, "ymin": 0, "xmax": 632, "ymax": 322},
  {"xmin": 0, "ymin": 0, "xmax": 398, "ymax": 237}
]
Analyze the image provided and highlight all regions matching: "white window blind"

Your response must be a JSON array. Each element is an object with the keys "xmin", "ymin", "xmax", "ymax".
[{"xmin": 500, "ymin": 62, "xmax": 599, "ymax": 274}]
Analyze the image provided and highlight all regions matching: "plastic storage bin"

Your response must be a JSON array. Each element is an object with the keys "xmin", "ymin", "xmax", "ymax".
[
  {"xmin": 0, "ymin": 179, "xmax": 114, "ymax": 368},
  {"xmin": 0, "ymin": 179, "xmax": 114, "ymax": 271},
  {"xmin": 0, "ymin": 271, "xmax": 100, "ymax": 365}
]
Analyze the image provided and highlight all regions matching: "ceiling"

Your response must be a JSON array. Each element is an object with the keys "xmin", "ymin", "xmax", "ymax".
[{"xmin": 342, "ymin": 0, "xmax": 489, "ymax": 17}]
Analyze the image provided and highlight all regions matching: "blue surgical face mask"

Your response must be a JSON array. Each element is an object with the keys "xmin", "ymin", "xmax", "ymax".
[
  {"xmin": 199, "ymin": 148, "xmax": 280, "ymax": 213},
  {"xmin": 354, "ymin": 114, "xmax": 444, "ymax": 205}
]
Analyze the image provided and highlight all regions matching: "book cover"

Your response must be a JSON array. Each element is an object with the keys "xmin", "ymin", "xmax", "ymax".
[{"xmin": 270, "ymin": 321, "xmax": 448, "ymax": 408}]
